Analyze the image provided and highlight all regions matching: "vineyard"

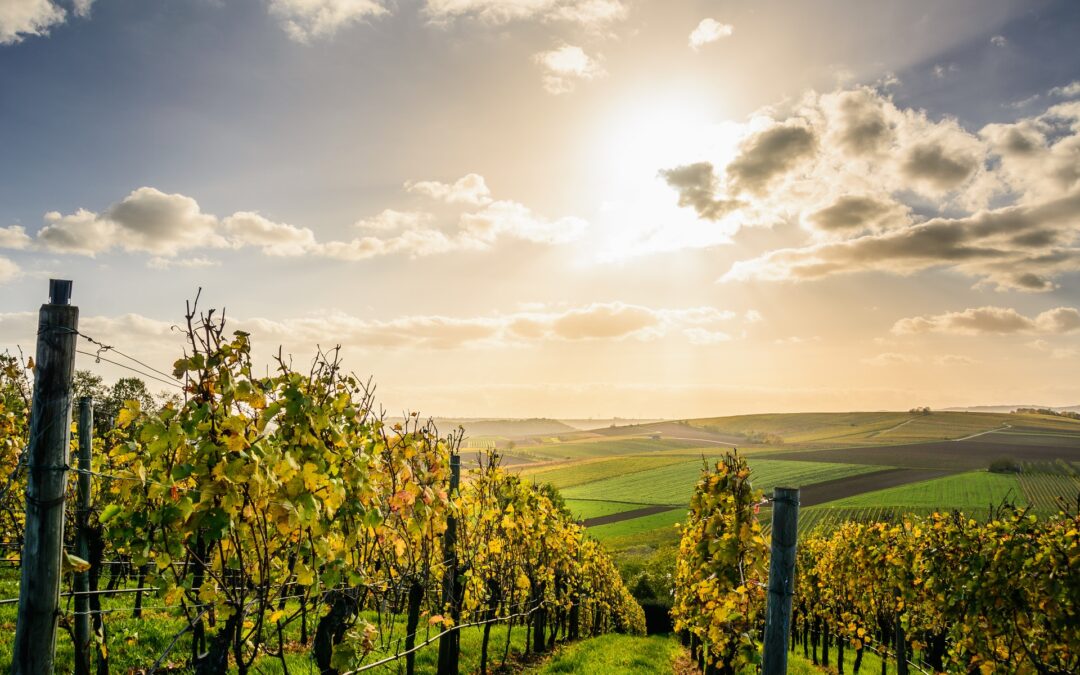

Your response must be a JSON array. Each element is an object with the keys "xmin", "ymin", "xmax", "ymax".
[
  {"xmin": 0, "ymin": 293, "xmax": 644, "ymax": 674},
  {"xmin": 2, "ymin": 285, "xmax": 1080, "ymax": 674},
  {"xmin": 672, "ymin": 452, "xmax": 1079, "ymax": 674}
]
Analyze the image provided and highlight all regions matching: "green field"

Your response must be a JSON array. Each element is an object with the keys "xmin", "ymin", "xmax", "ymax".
[
  {"xmin": 588, "ymin": 508, "xmax": 687, "ymax": 543},
  {"xmin": 520, "ymin": 437, "xmax": 707, "ymax": 460},
  {"xmin": 509, "ymin": 410, "xmax": 1080, "ymax": 557},
  {"xmin": 565, "ymin": 498, "xmax": 649, "ymax": 520},
  {"xmin": 686, "ymin": 411, "xmax": 1041, "ymax": 447},
  {"xmin": 562, "ymin": 458, "xmax": 883, "ymax": 505},
  {"xmin": 823, "ymin": 470, "xmax": 1025, "ymax": 510},
  {"xmin": 518, "ymin": 455, "xmax": 691, "ymax": 489},
  {"xmin": 525, "ymin": 633, "xmax": 683, "ymax": 674},
  {"xmin": 1018, "ymin": 468, "xmax": 1080, "ymax": 514}
]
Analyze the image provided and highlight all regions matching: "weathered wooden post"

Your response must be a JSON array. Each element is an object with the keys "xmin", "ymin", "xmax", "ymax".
[
  {"xmin": 74, "ymin": 397, "xmax": 93, "ymax": 675},
  {"xmin": 437, "ymin": 453, "xmax": 462, "ymax": 675},
  {"xmin": 763, "ymin": 486, "xmax": 799, "ymax": 675},
  {"xmin": 13, "ymin": 279, "xmax": 79, "ymax": 675}
]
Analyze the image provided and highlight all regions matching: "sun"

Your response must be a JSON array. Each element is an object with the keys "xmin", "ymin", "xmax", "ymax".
[
  {"xmin": 586, "ymin": 96, "xmax": 748, "ymax": 260},
  {"xmin": 597, "ymin": 96, "xmax": 744, "ymax": 187}
]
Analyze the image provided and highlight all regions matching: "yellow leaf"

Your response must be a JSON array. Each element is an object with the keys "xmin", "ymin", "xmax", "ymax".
[
  {"xmin": 270, "ymin": 610, "xmax": 285, "ymax": 624},
  {"xmin": 116, "ymin": 405, "xmax": 138, "ymax": 429},
  {"xmin": 62, "ymin": 552, "xmax": 91, "ymax": 574},
  {"xmin": 295, "ymin": 561, "xmax": 314, "ymax": 586}
]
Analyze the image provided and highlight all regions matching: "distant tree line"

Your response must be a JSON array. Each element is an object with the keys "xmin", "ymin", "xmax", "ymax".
[
  {"xmin": 72, "ymin": 370, "xmax": 178, "ymax": 435},
  {"xmin": 1014, "ymin": 407, "xmax": 1080, "ymax": 420}
]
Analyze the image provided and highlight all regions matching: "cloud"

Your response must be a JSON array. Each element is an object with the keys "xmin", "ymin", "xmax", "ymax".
[
  {"xmin": 862, "ymin": 352, "xmax": 921, "ymax": 366},
  {"xmin": 933, "ymin": 354, "xmax": 978, "ymax": 366},
  {"xmin": 0, "ymin": 257, "xmax": 19, "ymax": 284},
  {"xmin": 423, "ymin": 0, "xmax": 626, "ymax": 26},
  {"xmin": 891, "ymin": 306, "xmax": 1080, "ymax": 335},
  {"xmin": 990, "ymin": 35, "xmax": 1007, "ymax": 47},
  {"xmin": 659, "ymin": 163, "xmax": 743, "ymax": 221},
  {"xmin": 805, "ymin": 195, "xmax": 909, "ymax": 233},
  {"xmin": 933, "ymin": 63, "xmax": 958, "ymax": 79},
  {"xmin": 147, "ymin": 256, "xmax": 220, "ymax": 270},
  {"xmin": 900, "ymin": 141, "xmax": 980, "ymax": 192},
  {"xmin": 354, "ymin": 209, "xmax": 436, "ymax": 232},
  {"xmin": 319, "ymin": 229, "xmax": 464, "ymax": 261},
  {"xmin": 1026, "ymin": 339, "xmax": 1078, "ymax": 359},
  {"xmin": 328, "ymin": 197, "xmax": 588, "ymax": 260},
  {"xmin": 1049, "ymin": 81, "xmax": 1080, "ymax": 98},
  {"xmin": 667, "ymin": 88, "xmax": 1080, "ymax": 292},
  {"xmin": 722, "ymin": 188, "xmax": 1080, "ymax": 291},
  {"xmin": 1, "ymin": 0, "xmax": 67, "ymax": 45},
  {"xmin": 29, "ymin": 175, "xmax": 587, "ymax": 262},
  {"xmin": 726, "ymin": 122, "xmax": 817, "ymax": 195},
  {"xmin": 460, "ymin": 200, "xmax": 587, "ymax": 244},
  {"xmin": 689, "ymin": 18, "xmax": 733, "ymax": 50},
  {"xmin": 221, "ymin": 211, "xmax": 318, "ymax": 256},
  {"xmin": 0, "ymin": 226, "xmax": 32, "ymax": 250},
  {"xmin": 406, "ymin": 174, "xmax": 492, "ymax": 206},
  {"xmin": 37, "ymin": 187, "xmax": 226, "ymax": 256},
  {"xmin": 265, "ymin": 0, "xmax": 387, "ymax": 42},
  {"xmin": 0, "ymin": 302, "xmax": 751, "ymax": 359},
  {"xmin": 533, "ymin": 45, "xmax": 604, "ymax": 94},
  {"xmin": 827, "ymin": 88, "xmax": 892, "ymax": 155}
]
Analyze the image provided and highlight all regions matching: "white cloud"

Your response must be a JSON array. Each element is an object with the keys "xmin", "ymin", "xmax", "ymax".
[
  {"xmin": 354, "ymin": 209, "xmax": 436, "ymax": 232},
  {"xmin": 459, "ymin": 200, "xmax": 587, "ymax": 244},
  {"xmin": 689, "ymin": 18, "xmax": 733, "ymax": 51},
  {"xmin": 38, "ymin": 187, "xmax": 226, "ymax": 256},
  {"xmin": 423, "ymin": 0, "xmax": 626, "ymax": 26},
  {"xmin": 1026, "ymin": 339, "xmax": 1079, "ymax": 360},
  {"xmin": 0, "ymin": 257, "xmax": 19, "ymax": 284},
  {"xmin": 933, "ymin": 63, "xmax": 958, "ymax": 79},
  {"xmin": 990, "ymin": 35, "xmax": 1007, "ymax": 47},
  {"xmin": 862, "ymin": 352, "xmax": 921, "ymax": 366},
  {"xmin": 0, "ymin": 302, "xmax": 751, "ymax": 360},
  {"xmin": 221, "ymin": 211, "xmax": 318, "ymax": 256},
  {"xmin": 30, "ymin": 175, "xmax": 586, "ymax": 262},
  {"xmin": 266, "ymin": 0, "xmax": 387, "ymax": 41},
  {"xmin": 933, "ymin": 354, "xmax": 978, "ymax": 366},
  {"xmin": 657, "ymin": 87, "xmax": 1080, "ymax": 291},
  {"xmin": 147, "ymin": 256, "xmax": 220, "ymax": 270},
  {"xmin": 892, "ymin": 306, "xmax": 1080, "ymax": 336},
  {"xmin": 1049, "ymin": 81, "xmax": 1080, "ymax": 98},
  {"xmin": 0, "ymin": 0, "xmax": 67, "ymax": 45},
  {"xmin": 533, "ymin": 45, "xmax": 605, "ymax": 94},
  {"xmin": 406, "ymin": 174, "xmax": 492, "ymax": 206},
  {"xmin": 319, "ymin": 229, "xmax": 465, "ymax": 261},
  {"xmin": 0, "ymin": 226, "xmax": 32, "ymax": 250}
]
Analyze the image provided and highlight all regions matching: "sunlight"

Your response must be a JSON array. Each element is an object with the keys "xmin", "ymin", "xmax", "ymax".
[{"xmin": 589, "ymin": 97, "xmax": 748, "ymax": 261}]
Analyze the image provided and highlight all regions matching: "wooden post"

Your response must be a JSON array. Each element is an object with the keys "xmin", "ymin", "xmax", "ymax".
[
  {"xmin": 437, "ymin": 453, "xmax": 461, "ymax": 675},
  {"xmin": 74, "ymin": 397, "xmax": 93, "ymax": 675},
  {"xmin": 763, "ymin": 487, "xmax": 799, "ymax": 675},
  {"xmin": 895, "ymin": 621, "xmax": 909, "ymax": 675},
  {"xmin": 13, "ymin": 279, "xmax": 79, "ymax": 675}
]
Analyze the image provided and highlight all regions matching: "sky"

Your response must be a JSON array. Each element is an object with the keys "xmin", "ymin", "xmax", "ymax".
[{"xmin": 1, "ymin": 0, "xmax": 1079, "ymax": 418}]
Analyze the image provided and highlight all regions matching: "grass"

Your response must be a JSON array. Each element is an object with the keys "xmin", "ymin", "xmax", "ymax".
[
  {"xmin": 685, "ymin": 411, "xmax": 1076, "ymax": 447},
  {"xmin": 589, "ymin": 508, "xmax": 686, "ymax": 543},
  {"xmin": 563, "ymin": 458, "xmax": 882, "ymax": 506},
  {"xmin": 0, "ymin": 565, "xmax": 534, "ymax": 674},
  {"xmin": 1017, "ymin": 468, "xmax": 1080, "ymax": 515},
  {"xmin": 565, "ymin": 499, "xmax": 649, "ymax": 520},
  {"xmin": 518, "ymin": 455, "xmax": 691, "ymax": 490},
  {"xmin": 520, "ymin": 438, "xmax": 706, "ymax": 460},
  {"xmin": 823, "ymin": 470, "xmax": 1025, "ymax": 510},
  {"xmin": 526, "ymin": 633, "xmax": 683, "ymax": 674}
]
